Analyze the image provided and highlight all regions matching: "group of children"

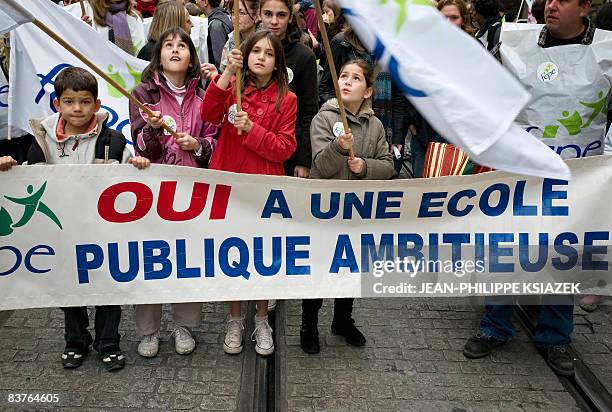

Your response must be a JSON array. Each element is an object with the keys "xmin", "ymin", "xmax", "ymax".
[{"xmin": 0, "ymin": 0, "xmax": 394, "ymax": 372}]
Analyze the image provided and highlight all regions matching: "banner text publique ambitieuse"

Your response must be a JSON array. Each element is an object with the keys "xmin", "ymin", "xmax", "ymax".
[{"xmin": 0, "ymin": 157, "xmax": 610, "ymax": 310}]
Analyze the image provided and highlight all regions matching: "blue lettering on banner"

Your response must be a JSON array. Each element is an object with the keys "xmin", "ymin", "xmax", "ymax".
[
  {"xmin": 0, "ymin": 84, "xmax": 8, "ymax": 108},
  {"xmin": 418, "ymin": 180, "xmax": 569, "ymax": 218},
  {"xmin": 330, "ymin": 234, "xmax": 359, "ymax": 273},
  {"xmin": 583, "ymin": 231, "xmax": 609, "ymax": 271},
  {"xmin": 261, "ymin": 190, "xmax": 292, "ymax": 218},
  {"xmin": 361, "ymin": 233, "xmax": 394, "ymax": 272},
  {"xmin": 518, "ymin": 233, "xmax": 548, "ymax": 272},
  {"xmin": 286, "ymin": 236, "xmax": 311, "ymax": 275},
  {"xmin": 552, "ymin": 232, "xmax": 579, "ymax": 270},
  {"xmin": 67, "ymin": 230, "xmax": 608, "ymax": 283},
  {"xmin": 0, "ymin": 244, "xmax": 56, "ymax": 277},
  {"xmin": 489, "ymin": 233, "xmax": 515, "ymax": 272}
]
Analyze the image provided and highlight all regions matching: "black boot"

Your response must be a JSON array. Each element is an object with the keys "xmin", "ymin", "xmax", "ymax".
[
  {"xmin": 463, "ymin": 332, "xmax": 507, "ymax": 359},
  {"xmin": 300, "ymin": 325, "xmax": 320, "ymax": 354},
  {"xmin": 331, "ymin": 318, "xmax": 366, "ymax": 346},
  {"xmin": 300, "ymin": 299, "xmax": 321, "ymax": 354},
  {"xmin": 543, "ymin": 345, "xmax": 575, "ymax": 376}
]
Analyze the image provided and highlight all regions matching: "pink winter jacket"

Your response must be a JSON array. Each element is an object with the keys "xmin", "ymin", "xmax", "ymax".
[{"xmin": 129, "ymin": 72, "xmax": 218, "ymax": 167}]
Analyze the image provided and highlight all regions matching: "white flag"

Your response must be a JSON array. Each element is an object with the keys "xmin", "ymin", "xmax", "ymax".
[
  {"xmin": 337, "ymin": 0, "xmax": 570, "ymax": 180},
  {"xmin": 0, "ymin": 0, "xmax": 34, "ymax": 35},
  {"xmin": 8, "ymin": 0, "xmax": 147, "ymax": 146}
]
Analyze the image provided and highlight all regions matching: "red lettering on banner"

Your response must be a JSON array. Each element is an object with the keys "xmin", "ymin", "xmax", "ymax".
[
  {"xmin": 210, "ymin": 184, "xmax": 232, "ymax": 220},
  {"xmin": 98, "ymin": 182, "xmax": 154, "ymax": 223},
  {"xmin": 157, "ymin": 182, "xmax": 210, "ymax": 221},
  {"xmin": 98, "ymin": 181, "xmax": 232, "ymax": 223}
]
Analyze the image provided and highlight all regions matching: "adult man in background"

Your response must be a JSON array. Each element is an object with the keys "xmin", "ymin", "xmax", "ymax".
[{"xmin": 464, "ymin": 0, "xmax": 612, "ymax": 377}]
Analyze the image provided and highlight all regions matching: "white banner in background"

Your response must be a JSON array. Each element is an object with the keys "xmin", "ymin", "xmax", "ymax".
[
  {"xmin": 9, "ymin": 0, "xmax": 147, "ymax": 144},
  {"xmin": 0, "ymin": 157, "xmax": 610, "ymax": 310}
]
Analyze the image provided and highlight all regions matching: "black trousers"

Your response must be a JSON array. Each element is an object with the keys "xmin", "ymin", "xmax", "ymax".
[
  {"xmin": 62, "ymin": 306, "xmax": 121, "ymax": 354},
  {"xmin": 301, "ymin": 298, "xmax": 354, "ymax": 326}
]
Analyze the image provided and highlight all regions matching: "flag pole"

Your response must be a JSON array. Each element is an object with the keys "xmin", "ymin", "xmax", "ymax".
[
  {"xmin": 314, "ymin": 0, "xmax": 354, "ymax": 158},
  {"xmin": 31, "ymin": 18, "xmax": 180, "ymax": 139},
  {"xmin": 233, "ymin": 0, "xmax": 243, "ymax": 135}
]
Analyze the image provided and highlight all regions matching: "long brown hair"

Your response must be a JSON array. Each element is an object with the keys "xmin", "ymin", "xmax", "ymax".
[
  {"xmin": 91, "ymin": 0, "xmax": 137, "ymax": 27},
  {"xmin": 437, "ymin": 0, "xmax": 476, "ymax": 36},
  {"xmin": 147, "ymin": 1, "xmax": 190, "ymax": 43},
  {"xmin": 241, "ymin": 30, "xmax": 289, "ymax": 112},
  {"xmin": 141, "ymin": 28, "xmax": 201, "ymax": 85}
]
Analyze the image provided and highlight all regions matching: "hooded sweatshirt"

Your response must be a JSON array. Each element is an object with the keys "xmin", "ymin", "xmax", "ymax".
[{"xmin": 310, "ymin": 98, "xmax": 394, "ymax": 180}]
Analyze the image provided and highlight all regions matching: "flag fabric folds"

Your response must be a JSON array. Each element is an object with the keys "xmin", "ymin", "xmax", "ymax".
[
  {"xmin": 0, "ymin": 0, "xmax": 34, "ymax": 36},
  {"xmin": 336, "ymin": 0, "xmax": 570, "ymax": 180}
]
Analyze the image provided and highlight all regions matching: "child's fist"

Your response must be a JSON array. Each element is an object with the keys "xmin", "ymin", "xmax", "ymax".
[
  {"xmin": 148, "ymin": 111, "xmax": 164, "ymax": 129},
  {"xmin": 226, "ymin": 49, "xmax": 243, "ymax": 75},
  {"xmin": 0, "ymin": 156, "xmax": 17, "ymax": 171},
  {"xmin": 128, "ymin": 156, "xmax": 151, "ymax": 169},
  {"xmin": 348, "ymin": 157, "xmax": 365, "ymax": 175},
  {"xmin": 337, "ymin": 129, "xmax": 354, "ymax": 150},
  {"xmin": 234, "ymin": 111, "xmax": 252, "ymax": 133}
]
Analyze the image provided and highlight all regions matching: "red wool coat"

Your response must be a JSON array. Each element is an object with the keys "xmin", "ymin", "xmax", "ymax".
[{"xmin": 201, "ymin": 75, "xmax": 297, "ymax": 176}]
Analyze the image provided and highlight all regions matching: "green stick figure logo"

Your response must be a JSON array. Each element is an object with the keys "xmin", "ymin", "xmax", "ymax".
[
  {"xmin": 379, "ymin": 0, "xmax": 432, "ymax": 34},
  {"xmin": 0, "ymin": 182, "xmax": 62, "ymax": 237}
]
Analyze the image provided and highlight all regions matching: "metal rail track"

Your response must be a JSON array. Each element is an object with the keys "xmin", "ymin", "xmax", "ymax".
[{"xmin": 515, "ymin": 304, "xmax": 612, "ymax": 412}]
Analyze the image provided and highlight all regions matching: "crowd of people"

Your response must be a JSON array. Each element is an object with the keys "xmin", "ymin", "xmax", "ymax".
[{"xmin": 0, "ymin": 0, "xmax": 610, "ymax": 378}]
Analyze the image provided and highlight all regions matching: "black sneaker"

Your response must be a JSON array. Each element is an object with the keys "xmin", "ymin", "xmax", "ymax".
[
  {"xmin": 61, "ymin": 346, "xmax": 88, "ymax": 369},
  {"xmin": 100, "ymin": 350, "xmax": 126, "ymax": 372},
  {"xmin": 331, "ymin": 318, "xmax": 366, "ymax": 346},
  {"xmin": 544, "ymin": 345, "xmax": 575, "ymax": 376},
  {"xmin": 300, "ymin": 326, "xmax": 320, "ymax": 354},
  {"xmin": 463, "ymin": 332, "xmax": 507, "ymax": 359}
]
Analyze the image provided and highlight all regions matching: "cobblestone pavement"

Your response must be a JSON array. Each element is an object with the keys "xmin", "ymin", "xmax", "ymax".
[
  {"xmin": 573, "ymin": 302, "xmax": 612, "ymax": 392},
  {"xmin": 0, "ymin": 299, "xmax": 609, "ymax": 411},
  {"xmin": 0, "ymin": 303, "xmax": 247, "ymax": 410},
  {"xmin": 278, "ymin": 298, "xmax": 583, "ymax": 412}
]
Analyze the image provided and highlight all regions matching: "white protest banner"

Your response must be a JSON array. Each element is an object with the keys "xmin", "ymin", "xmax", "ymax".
[
  {"xmin": 8, "ymin": 0, "xmax": 147, "ymax": 145},
  {"xmin": 337, "ymin": 0, "xmax": 570, "ymax": 180},
  {"xmin": 0, "ymin": 157, "xmax": 610, "ymax": 310}
]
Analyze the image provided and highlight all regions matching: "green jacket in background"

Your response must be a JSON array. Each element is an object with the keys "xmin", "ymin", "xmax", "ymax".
[{"xmin": 310, "ymin": 98, "xmax": 394, "ymax": 181}]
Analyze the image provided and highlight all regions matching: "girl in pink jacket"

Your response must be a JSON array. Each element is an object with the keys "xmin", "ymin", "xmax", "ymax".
[{"xmin": 128, "ymin": 27, "xmax": 218, "ymax": 359}]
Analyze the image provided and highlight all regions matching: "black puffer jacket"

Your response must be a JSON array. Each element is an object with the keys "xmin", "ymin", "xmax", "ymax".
[{"xmin": 282, "ymin": 30, "xmax": 319, "ymax": 174}]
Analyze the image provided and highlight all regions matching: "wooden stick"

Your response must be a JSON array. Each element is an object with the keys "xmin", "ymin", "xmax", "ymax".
[
  {"xmin": 79, "ymin": 0, "xmax": 86, "ymax": 17},
  {"xmin": 233, "ymin": 0, "xmax": 242, "ymax": 135},
  {"xmin": 314, "ymin": 0, "xmax": 353, "ymax": 158},
  {"xmin": 32, "ymin": 18, "xmax": 180, "ymax": 139}
]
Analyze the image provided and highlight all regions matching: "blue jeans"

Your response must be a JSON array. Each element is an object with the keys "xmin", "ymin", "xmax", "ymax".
[{"xmin": 479, "ymin": 296, "xmax": 574, "ymax": 347}]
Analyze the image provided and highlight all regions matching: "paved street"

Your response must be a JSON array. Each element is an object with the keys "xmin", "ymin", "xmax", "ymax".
[
  {"xmin": 278, "ymin": 298, "xmax": 585, "ymax": 411},
  {"xmin": 0, "ymin": 299, "xmax": 610, "ymax": 411}
]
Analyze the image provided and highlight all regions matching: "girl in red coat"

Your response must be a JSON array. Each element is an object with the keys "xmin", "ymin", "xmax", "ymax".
[{"xmin": 201, "ymin": 30, "xmax": 297, "ymax": 356}]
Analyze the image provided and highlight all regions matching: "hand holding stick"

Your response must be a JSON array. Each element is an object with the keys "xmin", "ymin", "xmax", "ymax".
[{"xmin": 314, "ymin": 0, "xmax": 353, "ymax": 158}]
